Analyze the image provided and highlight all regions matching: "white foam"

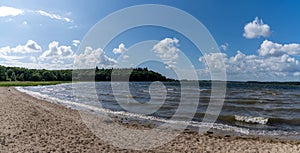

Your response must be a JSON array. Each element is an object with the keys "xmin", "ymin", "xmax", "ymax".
[
  {"xmin": 234, "ymin": 115, "xmax": 269, "ymax": 124},
  {"xmin": 16, "ymin": 86, "xmax": 299, "ymax": 139},
  {"xmin": 189, "ymin": 121, "xmax": 250, "ymax": 135},
  {"xmin": 16, "ymin": 87, "xmax": 78, "ymax": 109},
  {"xmin": 16, "ymin": 86, "xmax": 249, "ymax": 134}
]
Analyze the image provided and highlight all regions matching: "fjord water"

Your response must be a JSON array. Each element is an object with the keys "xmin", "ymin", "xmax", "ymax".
[{"xmin": 18, "ymin": 81, "xmax": 300, "ymax": 140}]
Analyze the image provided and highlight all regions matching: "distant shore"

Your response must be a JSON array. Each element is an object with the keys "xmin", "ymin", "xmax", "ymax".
[
  {"xmin": 0, "ymin": 87, "xmax": 299, "ymax": 152},
  {"xmin": 0, "ymin": 81, "xmax": 71, "ymax": 87}
]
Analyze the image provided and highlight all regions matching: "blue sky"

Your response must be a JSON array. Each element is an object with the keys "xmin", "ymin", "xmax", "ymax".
[{"xmin": 0, "ymin": 0, "xmax": 300, "ymax": 81}]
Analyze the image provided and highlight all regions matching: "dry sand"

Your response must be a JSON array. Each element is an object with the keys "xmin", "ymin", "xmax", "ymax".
[{"xmin": 0, "ymin": 87, "xmax": 299, "ymax": 152}]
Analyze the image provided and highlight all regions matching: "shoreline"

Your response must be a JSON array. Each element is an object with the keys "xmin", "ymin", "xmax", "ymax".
[{"xmin": 0, "ymin": 87, "xmax": 299, "ymax": 152}]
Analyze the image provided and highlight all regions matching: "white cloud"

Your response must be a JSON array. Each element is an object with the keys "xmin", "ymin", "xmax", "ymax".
[
  {"xmin": 199, "ymin": 53, "xmax": 227, "ymax": 72},
  {"xmin": 112, "ymin": 43, "xmax": 128, "ymax": 54},
  {"xmin": 0, "ymin": 40, "xmax": 41, "ymax": 54},
  {"xmin": 75, "ymin": 46, "xmax": 116, "ymax": 69},
  {"xmin": 13, "ymin": 40, "xmax": 41, "ymax": 53},
  {"xmin": 199, "ymin": 50, "xmax": 300, "ymax": 81},
  {"xmin": 0, "ymin": 6, "xmax": 24, "ymax": 17},
  {"xmin": 39, "ymin": 41, "xmax": 74, "ymax": 64},
  {"xmin": 220, "ymin": 42, "xmax": 229, "ymax": 51},
  {"xmin": 243, "ymin": 17, "xmax": 271, "ymax": 39},
  {"xmin": 0, "ymin": 6, "xmax": 72, "ymax": 23},
  {"xmin": 153, "ymin": 38, "xmax": 180, "ymax": 69},
  {"xmin": 0, "ymin": 59, "xmax": 73, "ymax": 70},
  {"xmin": 0, "ymin": 46, "xmax": 10, "ymax": 56},
  {"xmin": 72, "ymin": 40, "xmax": 80, "ymax": 47},
  {"xmin": 258, "ymin": 40, "xmax": 300, "ymax": 56},
  {"xmin": 0, "ymin": 54, "xmax": 25, "ymax": 61},
  {"xmin": 36, "ymin": 10, "xmax": 72, "ymax": 23},
  {"xmin": 0, "ymin": 45, "xmax": 27, "ymax": 67},
  {"xmin": 0, "ymin": 40, "xmax": 68, "ymax": 69},
  {"xmin": 36, "ymin": 41, "xmax": 76, "ymax": 68},
  {"xmin": 0, "ymin": 39, "xmax": 120, "ymax": 70},
  {"xmin": 38, "ymin": 41, "xmax": 75, "ymax": 67}
]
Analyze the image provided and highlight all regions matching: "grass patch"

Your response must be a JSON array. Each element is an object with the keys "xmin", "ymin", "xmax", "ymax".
[{"xmin": 0, "ymin": 81, "xmax": 71, "ymax": 87}]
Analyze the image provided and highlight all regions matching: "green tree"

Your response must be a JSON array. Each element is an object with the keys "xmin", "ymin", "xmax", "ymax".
[
  {"xmin": 11, "ymin": 72, "xmax": 17, "ymax": 81},
  {"xmin": 30, "ymin": 72, "xmax": 42, "ymax": 81},
  {"xmin": 0, "ymin": 67, "xmax": 7, "ymax": 81},
  {"xmin": 17, "ymin": 73, "xmax": 24, "ymax": 81},
  {"xmin": 42, "ymin": 71, "xmax": 57, "ymax": 81}
]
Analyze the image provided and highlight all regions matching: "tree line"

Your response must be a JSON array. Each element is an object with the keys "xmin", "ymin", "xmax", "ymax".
[
  {"xmin": 73, "ymin": 67, "xmax": 174, "ymax": 81},
  {"xmin": 0, "ymin": 65, "xmax": 173, "ymax": 82},
  {"xmin": 0, "ymin": 65, "xmax": 72, "ymax": 81}
]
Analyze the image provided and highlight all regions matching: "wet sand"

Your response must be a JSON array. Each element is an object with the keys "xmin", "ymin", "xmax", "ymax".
[{"xmin": 0, "ymin": 87, "xmax": 299, "ymax": 152}]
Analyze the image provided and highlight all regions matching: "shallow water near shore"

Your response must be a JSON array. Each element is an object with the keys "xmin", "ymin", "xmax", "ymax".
[{"xmin": 17, "ymin": 81, "xmax": 300, "ymax": 140}]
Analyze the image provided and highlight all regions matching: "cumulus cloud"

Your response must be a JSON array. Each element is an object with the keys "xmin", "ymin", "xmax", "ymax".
[
  {"xmin": 0, "ymin": 40, "xmax": 41, "ymax": 54},
  {"xmin": 199, "ymin": 50, "xmax": 300, "ymax": 81},
  {"xmin": 37, "ymin": 44, "xmax": 75, "ymax": 68},
  {"xmin": 258, "ymin": 40, "xmax": 300, "ymax": 56},
  {"xmin": 0, "ymin": 6, "xmax": 24, "ymax": 17},
  {"xmin": 72, "ymin": 40, "xmax": 80, "ymax": 47},
  {"xmin": 153, "ymin": 38, "xmax": 180, "ymax": 68},
  {"xmin": 243, "ymin": 17, "xmax": 271, "ymax": 39},
  {"xmin": 36, "ymin": 10, "xmax": 72, "ymax": 23},
  {"xmin": 13, "ymin": 40, "xmax": 41, "ymax": 53},
  {"xmin": 0, "ymin": 46, "xmax": 11, "ymax": 56},
  {"xmin": 0, "ymin": 42, "xmax": 36, "ymax": 69},
  {"xmin": 0, "ymin": 39, "xmax": 120, "ymax": 69},
  {"xmin": 39, "ymin": 41, "xmax": 74, "ymax": 65},
  {"xmin": 199, "ymin": 53, "xmax": 227, "ymax": 72},
  {"xmin": 112, "ymin": 43, "xmax": 128, "ymax": 54},
  {"xmin": 0, "ymin": 40, "xmax": 70, "ymax": 66},
  {"xmin": 75, "ymin": 46, "xmax": 116, "ymax": 69}
]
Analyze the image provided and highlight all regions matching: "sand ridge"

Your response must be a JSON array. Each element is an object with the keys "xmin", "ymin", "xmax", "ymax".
[{"xmin": 0, "ymin": 87, "xmax": 299, "ymax": 152}]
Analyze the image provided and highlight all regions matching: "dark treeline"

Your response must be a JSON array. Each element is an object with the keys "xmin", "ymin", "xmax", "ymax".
[
  {"xmin": 0, "ymin": 65, "xmax": 72, "ymax": 81},
  {"xmin": 74, "ymin": 67, "xmax": 174, "ymax": 82},
  {"xmin": 246, "ymin": 81, "xmax": 300, "ymax": 86},
  {"xmin": 0, "ymin": 65, "xmax": 174, "ymax": 82}
]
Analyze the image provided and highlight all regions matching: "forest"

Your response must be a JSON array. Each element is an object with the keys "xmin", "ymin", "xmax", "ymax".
[{"xmin": 0, "ymin": 65, "xmax": 173, "ymax": 82}]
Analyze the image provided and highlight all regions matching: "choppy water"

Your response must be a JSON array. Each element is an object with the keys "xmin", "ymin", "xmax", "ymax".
[{"xmin": 17, "ymin": 81, "xmax": 300, "ymax": 140}]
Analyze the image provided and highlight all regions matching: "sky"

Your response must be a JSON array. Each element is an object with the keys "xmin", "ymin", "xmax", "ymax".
[{"xmin": 0, "ymin": 0, "xmax": 300, "ymax": 81}]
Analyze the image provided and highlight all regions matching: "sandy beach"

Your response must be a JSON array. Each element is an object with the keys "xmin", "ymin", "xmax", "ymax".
[{"xmin": 0, "ymin": 87, "xmax": 299, "ymax": 152}]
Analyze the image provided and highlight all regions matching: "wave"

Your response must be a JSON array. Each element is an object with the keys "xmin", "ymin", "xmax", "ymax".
[
  {"xmin": 16, "ymin": 86, "xmax": 252, "ymax": 135},
  {"xmin": 269, "ymin": 118, "xmax": 300, "ymax": 126},
  {"xmin": 221, "ymin": 103, "xmax": 300, "ymax": 114},
  {"xmin": 16, "ymin": 87, "xmax": 79, "ymax": 109},
  {"xmin": 234, "ymin": 115, "xmax": 269, "ymax": 124},
  {"xmin": 15, "ymin": 84, "xmax": 300, "ymax": 140}
]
